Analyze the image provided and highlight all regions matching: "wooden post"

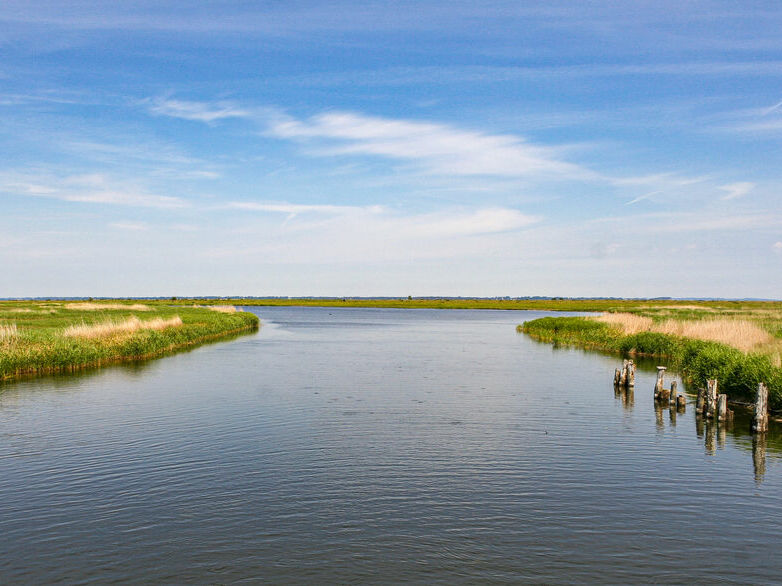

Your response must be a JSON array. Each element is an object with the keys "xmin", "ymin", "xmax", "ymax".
[
  {"xmin": 654, "ymin": 366, "xmax": 666, "ymax": 400},
  {"xmin": 752, "ymin": 382, "xmax": 769, "ymax": 433},
  {"xmin": 619, "ymin": 360, "xmax": 628, "ymax": 387},
  {"xmin": 717, "ymin": 394, "xmax": 728, "ymax": 422},
  {"xmin": 705, "ymin": 379, "xmax": 718, "ymax": 419},
  {"xmin": 696, "ymin": 387, "xmax": 705, "ymax": 415},
  {"xmin": 676, "ymin": 394, "xmax": 686, "ymax": 411},
  {"xmin": 670, "ymin": 380, "xmax": 678, "ymax": 405},
  {"xmin": 625, "ymin": 360, "xmax": 635, "ymax": 389},
  {"xmin": 613, "ymin": 368, "xmax": 621, "ymax": 387}
]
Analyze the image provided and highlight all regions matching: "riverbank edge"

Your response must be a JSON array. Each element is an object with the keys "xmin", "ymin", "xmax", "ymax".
[
  {"xmin": 0, "ymin": 318, "xmax": 259, "ymax": 382},
  {"xmin": 519, "ymin": 316, "xmax": 782, "ymax": 410}
]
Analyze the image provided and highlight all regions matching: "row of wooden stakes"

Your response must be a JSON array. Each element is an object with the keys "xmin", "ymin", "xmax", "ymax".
[{"xmin": 613, "ymin": 360, "xmax": 770, "ymax": 433}]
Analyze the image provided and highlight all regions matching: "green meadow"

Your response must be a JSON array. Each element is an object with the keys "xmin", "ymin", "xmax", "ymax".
[{"xmin": 0, "ymin": 301, "xmax": 259, "ymax": 380}]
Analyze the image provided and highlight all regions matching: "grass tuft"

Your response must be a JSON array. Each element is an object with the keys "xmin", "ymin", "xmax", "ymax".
[
  {"xmin": 65, "ymin": 303, "xmax": 152, "ymax": 311},
  {"xmin": 0, "ymin": 324, "xmax": 18, "ymax": 342},
  {"xmin": 63, "ymin": 316, "xmax": 183, "ymax": 339}
]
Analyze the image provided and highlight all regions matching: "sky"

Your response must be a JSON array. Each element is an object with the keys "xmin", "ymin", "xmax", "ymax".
[{"xmin": 1, "ymin": 1, "xmax": 781, "ymax": 298}]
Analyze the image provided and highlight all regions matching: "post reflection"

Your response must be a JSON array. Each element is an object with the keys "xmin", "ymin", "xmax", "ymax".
[
  {"xmin": 752, "ymin": 433, "xmax": 767, "ymax": 484},
  {"xmin": 611, "ymin": 374, "xmax": 771, "ymax": 483}
]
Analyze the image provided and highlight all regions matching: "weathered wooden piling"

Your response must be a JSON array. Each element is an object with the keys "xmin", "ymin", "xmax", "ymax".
[
  {"xmin": 717, "ymin": 394, "xmax": 728, "ymax": 422},
  {"xmin": 705, "ymin": 379, "xmax": 718, "ymax": 419},
  {"xmin": 654, "ymin": 366, "xmax": 666, "ymax": 400},
  {"xmin": 696, "ymin": 387, "xmax": 705, "ymax": 414},
  {"xmin": 613, "ymin": 360, "xmax": 635, "ymax": 391},
  {"xmin": 752, "ymin": 382, "xmax": 769, "ymax": 433},
  {"xmin": 669, "ymin": 380, "xmax": 678, "ymax": 405},
  {"xmin": 676, "ymin": 394, "xmax": 686, "ymax": 411},
  {"xmin": 625, "ymin": 360, "xmax": 635, "ymax": 388}
]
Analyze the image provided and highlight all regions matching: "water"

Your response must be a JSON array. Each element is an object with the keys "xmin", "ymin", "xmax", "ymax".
[{"xmin": 1, "ymin": 307, "xmax": 781, "ymax": 584}]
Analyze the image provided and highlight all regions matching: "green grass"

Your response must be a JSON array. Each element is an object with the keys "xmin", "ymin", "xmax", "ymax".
[
  {"xmin": 0, "ymin": 301, "xmax": 259, "ymax": 381},
  {"xmin": 520, "ymin": 316, "xmax": 782, "ymax": 409}
]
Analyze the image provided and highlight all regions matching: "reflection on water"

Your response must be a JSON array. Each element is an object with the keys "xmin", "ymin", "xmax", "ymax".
[
  {"xmin": 1, "ymin": 307, "xmax": 781, "ymax": 583},
  {"xmin": 613, "ymin": 364, "xmax": 778, "ymax": 485}
]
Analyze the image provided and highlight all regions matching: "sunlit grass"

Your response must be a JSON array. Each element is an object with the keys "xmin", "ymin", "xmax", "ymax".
[
  {"xmin": 63, "ymin": 316, "xmax": 183, "ymax": 339},
  {"xmin": 65, "ymin": 302, "xmax": 152, "ymax": 311},
  {"xmin": 0, "ymin": 324, "xmax": 18, "ymax": 342},
  {"xmin": 0, "ymin": 301, "xmax": 259, "ymax": 380},
  {"xmin": 596, "ymin": 312, "xmax": 774, "ymax": 353}
]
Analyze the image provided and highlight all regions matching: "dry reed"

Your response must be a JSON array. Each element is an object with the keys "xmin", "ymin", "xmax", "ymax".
[
  {"xmin": 65, "ymin": 303, "xmax": 152, "ymax": 311},
  {"xmin": 205, "ymin": 305, "xmax": 237, "ymax": 313},
  {"xmin": 596, "ymin": 313, "xmax": 653, "ymax": 334},
  {"xmin": 0, "ymin": 323, "xmax": 18, "ymax": 341},
  {"xmin": 596, "ymin": 312, "xmax": 773, "ymax": 353},
  {"xmin": 63, "ymin": 316, "xmax": 183, "ymax": 339}
]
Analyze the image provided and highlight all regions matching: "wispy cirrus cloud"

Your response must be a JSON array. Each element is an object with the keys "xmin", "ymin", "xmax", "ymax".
[
  {"xmin": 143, "ymin": 97, "xmax": 249, "ymax": 123},
  {"xmin": 267, "ymin": 110, "xmax": 599, "ymax": 181},
  {"xmin": 208, "ymin": 203, "xmax": 540, "ymax": 262},
  {"xmin": 719, "ymin": 181, "xmax": 754, "ymax": 200},
  {"xmin": 228, "ymin": 199, "xmax": 539, "ymax": 236},
  {"xmin": 0, "ymin": 172, "xmax": 188, "ymax": 208}
]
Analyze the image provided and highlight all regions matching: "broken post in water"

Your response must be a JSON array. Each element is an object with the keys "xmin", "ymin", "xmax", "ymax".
[
  {"xmin": 696, "ymin": 386, "xmax": 706, "ymax": 414},
  {"xmin": 613, "ymin": 360, "xmax": 635, "ymax": 391},
  {"xmin": 752, "ymin": 382, "xmax": 769, "ymax": 433},
  {"xmin": 669, "ymin": 380, "xmax": 678, "ymax": 406},
  {"xmin": 705, "ymin": 379, "xmax": 718, "ymax": 419},
  {"xmin": 676, "ymin": 394, "xmax": 686, "ymax": 411},
  {"xmin": 717, "ymin": 394, "xmax": 729, "ymax": 422},
  {"xmin": 654, "ymin": 366, "xmax": 666, "ymax": 400}
]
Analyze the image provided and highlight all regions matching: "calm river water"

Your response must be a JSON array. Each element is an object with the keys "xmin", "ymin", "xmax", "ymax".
[{"xmin": 1, "ymin": 307, "xmax": 781, "ymax": 583}]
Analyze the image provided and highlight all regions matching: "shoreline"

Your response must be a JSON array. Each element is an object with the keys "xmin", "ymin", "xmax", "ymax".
[
  {"xmin": 0, "ymin": 302, "xmax": 259, "ymax": 383},
  {"xmin": 520, "ymin": 315, "xmax": 782, "ymax": 410}
]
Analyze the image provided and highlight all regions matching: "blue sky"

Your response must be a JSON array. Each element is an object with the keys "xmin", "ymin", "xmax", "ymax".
[{"xmin": 1, "ymin": 1, "xmax": 781, "ymax": 297}]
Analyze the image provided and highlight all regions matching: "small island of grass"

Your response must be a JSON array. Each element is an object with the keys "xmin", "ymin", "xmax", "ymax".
[
  {"xmin": 519, "ymin": 304, "xmax": 782, "ymax": 409},
  {"xmin": 0, "ymin": 301, "xmax": 259, "ymax": 381}
]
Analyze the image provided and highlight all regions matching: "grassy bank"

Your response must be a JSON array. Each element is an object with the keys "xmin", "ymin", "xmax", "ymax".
[
  {"xmin": 0, "ymin": 301, "xmax": 259, "ymax": 380},
  {"xmin": 520, "ymin": 315, "xmax": 782, "ymax": 409}
]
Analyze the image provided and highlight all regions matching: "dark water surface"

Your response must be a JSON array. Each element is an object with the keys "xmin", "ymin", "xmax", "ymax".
[{"xmin": 1, "ymin": 307, "xmax": 781, "ymax": 584}]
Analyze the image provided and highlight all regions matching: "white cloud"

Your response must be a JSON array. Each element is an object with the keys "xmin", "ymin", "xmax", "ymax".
[
  {"xmin": 0, "ymin": 172, "xmax": 188, "ymax": 208},
  {"xmin": 208, "ymin": 203, "xmax": 540, "ymax": 262},
  {"xmin": 145, "ymin": 97, "xmax": 249, "ymax": 123},
  {"xmin": 773, "ymin": 241, "xmax": 782, "ymax": 254},
  {"xmin": 719, "ymin": 181, "xmax": 755, "ymax": 200},
  {"xmin": 267, "ymin": 111, "xmax": 598, "ymax": 181}
]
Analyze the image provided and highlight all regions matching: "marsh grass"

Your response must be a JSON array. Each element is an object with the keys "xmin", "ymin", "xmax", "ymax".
[
  {"xmin": 63, "ymin": 316, "xmax": 184, "ymax": 339},
  {"xmin": 65, "ymin": 303, "xmax": 152, "ymax": 311},
  {"xmin": 0, "ymin": 324, "xmax": 18, "ymax": 342},
  {"xmin": 596, "ymin": 312, "xmax": 773, "ymax": 353},
  {"xmin": 521, "ymin": 314, "xmax": 782, "ymax": 409},
  {"xmin": 0, "ymin": 301, "xmax": 259, "ymax": 381},
  {"xmin": 200, "ymin": 305, "xmax": 237, "ymax": 313}
]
